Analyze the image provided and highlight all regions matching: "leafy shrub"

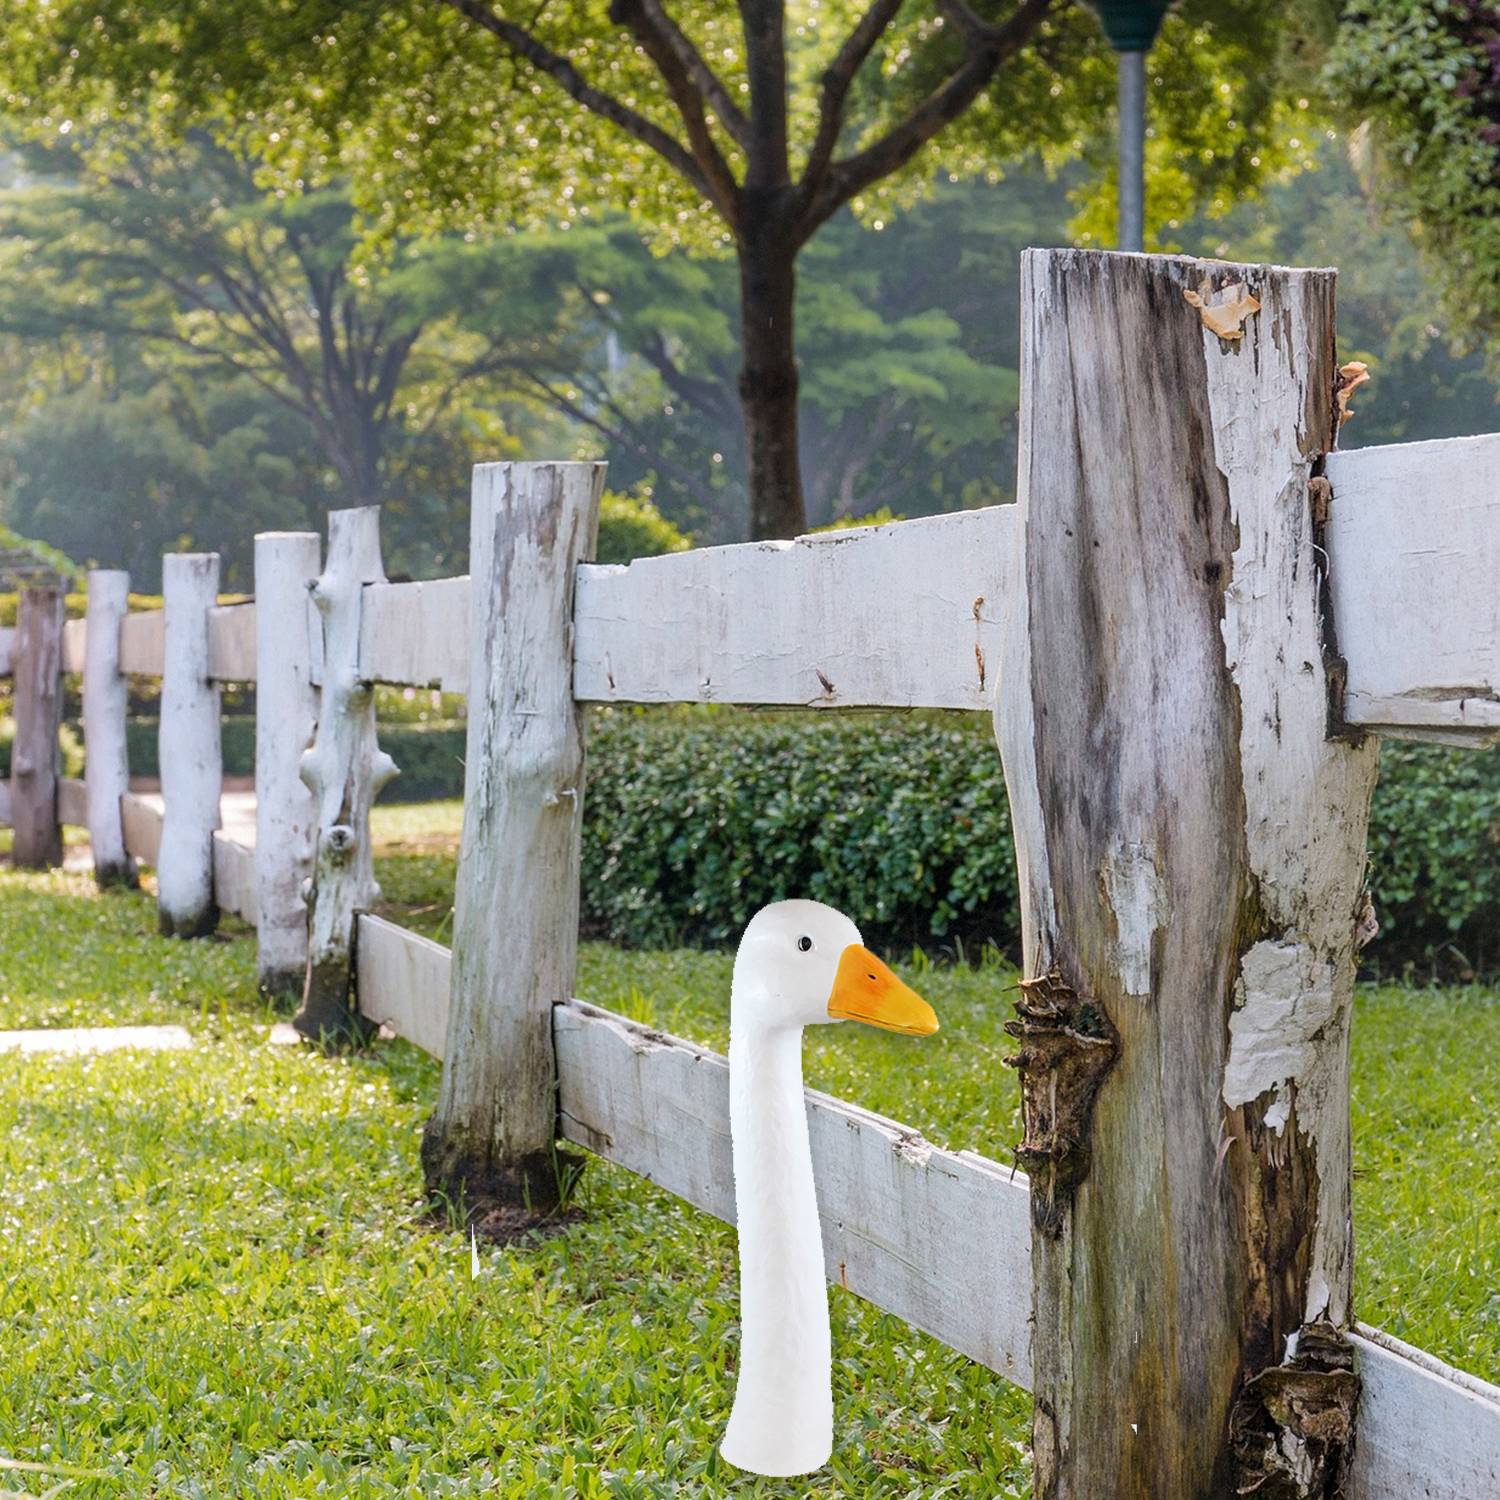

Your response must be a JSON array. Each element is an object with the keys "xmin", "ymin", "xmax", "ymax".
[
  {"xmin": 594, "ymin": 492, "xmax": 691, "ymax": 565},
  {"xmin": 580, "ymin": 708, "xmax": 1018, "ymax": 953}
]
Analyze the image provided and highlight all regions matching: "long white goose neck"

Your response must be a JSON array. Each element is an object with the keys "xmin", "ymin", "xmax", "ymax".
[{"xmin": 721, "ymin": 985, "xmax": 833, "ymax": 1475}]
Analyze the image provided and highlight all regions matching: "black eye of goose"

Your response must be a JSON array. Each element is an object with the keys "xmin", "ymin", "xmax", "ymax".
[{"xmin": 797, "ymin": 935, "xmax": 813, "ymax": 953}]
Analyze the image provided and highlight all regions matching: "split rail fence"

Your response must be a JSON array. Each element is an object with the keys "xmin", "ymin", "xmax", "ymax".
[{"xmin": 2, "ymin": 250, "xmax": 1498, "ymax": 1498}]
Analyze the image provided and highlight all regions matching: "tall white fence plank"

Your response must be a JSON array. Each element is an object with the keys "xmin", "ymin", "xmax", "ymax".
[
  {"xmin": 574, "ymin": 507, "xmax": 1015, "ymax": 708},
  {"xmin": 359, "ymin": 577, "xmax": 470, "ymax": 691},
  {"xmin": 0, "ymin": 626, "xmax": 13, "ymax": 678},
  {"xmin": 253, "ymin": 533, "xmax": 320, "ymax": 1000},
  {"xmin": 156, "ymin": 554, "xmax": 222, "ymax": 937},
  {"xmin": 424, "ymin": 461, "xmax": 603, "ymax": 1212},
  {"xmin": 82, "ymin": 569, "xmax": 136, "ymax": 886},
  {"xmin": 10, "ymin": 586, "xmax": 64, "ymax": 868},
  {"xmin": 1327, "ymin": 432, "xmax": 1500, "ymax": 745},
  {"xmin": 294, "ymin": 507, "xmax": 396, "ymax": 1041}
]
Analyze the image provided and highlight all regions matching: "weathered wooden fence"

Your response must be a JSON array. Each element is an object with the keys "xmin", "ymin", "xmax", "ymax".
[{"xmin": 1, "ymin": 250, "xmax": 1497, "ymax": 1498}]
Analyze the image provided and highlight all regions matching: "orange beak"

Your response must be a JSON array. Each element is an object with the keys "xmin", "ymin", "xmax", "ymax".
[{"xmin": 827, "ymin": 945, "xmax": 939, "ymax": 1037}]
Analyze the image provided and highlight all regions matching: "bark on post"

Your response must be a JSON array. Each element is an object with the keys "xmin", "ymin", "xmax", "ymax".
[
  {"xmin": 253, "ymin": 532, "xmax": 321, "ymax": 1004},
  {"xmin": 421, "ymin": 460, "xmax": 605, "ymax": 1216},
  {"xmin": 10, "ymin": 585, "xmax": 64, "ymax": 868},
  {"xmin": 157, "ymin": 554, "xmax": 222, "ymax": 937},
  {"xmin": 83, "ymin": 569, "xmax": 137, "ymax": 888},
  {"xmin": 995, "ymin": 250, "xmax": 1376, "ymax": 1498},
  {"xmin": 293, "ymin": 507, "xmax": 397, "ymax": 1044}
]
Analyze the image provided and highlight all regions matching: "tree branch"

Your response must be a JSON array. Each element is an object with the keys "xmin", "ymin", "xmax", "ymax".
[
  {"xmin": 798, "ymin": 0, "xmax": 905, "ymax": 205},
  {"xmin": 615, "ymin": 0, "xmax": 749, "ymax": 145},
  {"xmin": 435, "ymin": 0, "xmax": 718, "ymax": 204},
  {"xmin": 740, "ymin": 0, "xmax": 790, "ymax": 189},
  {"xmin": 797, "ymin": 0, "xmax": 1054, "ymax": 240},
  {"xmin": 608, "ymin": 0, "xmax": 744, "ymax": 227}
]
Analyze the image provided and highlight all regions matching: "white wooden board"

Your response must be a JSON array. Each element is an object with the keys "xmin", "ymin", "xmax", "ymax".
[
  {"xmin": 1327, "ymin": 433, "xmax": 1500, "ymax": 744},
  {"xmin": 0, "ymin": 626, "xmax": 12, "ymax": 678},
  {"xmin": 0, "ymin": 779, "xmax": 10, "ymax": 824},
  {"xmin": 1352, "ymin": 1324, "xmax": 1500, "ymax": 1499},
  {"xmin": 120, "ymin": 791, "xmax": 163, "ymax": 866},
  {"xmin": 57, "ymin": 777, "xmax": 88, "ymax": 828},
  {"xmin": 207, "ymin": 602, "xmax": 257, "ymax": 682},
  {"xmin": 119, "ymin": 610, "xmax": 165, "ymax": 677},
  {"xmin": 355, "ymin": 913, "xmax": 453, "ymax": 1058},
  {"xmin": 358, "ymin": 577, "xmax": 470, "ymax": 691},
  {"xmin": 575, "ymin": 507, "xmax": 1016, "ymax": 707},
  {"xmin": 62, "ymin": 616, "xmax": 87, "ymax": 674},
  {"xmin": 212, "ymin": 831, "xmax": 257, "ymax": 924}
]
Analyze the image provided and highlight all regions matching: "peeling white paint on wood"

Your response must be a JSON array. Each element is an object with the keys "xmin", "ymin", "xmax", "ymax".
[
  {"xmin": 156, "ymin": 554, "xmax": 222, "ymax": 937},
  {"xmin": 1327, "ymin": 432, "xmax": 1500, "ymax": 745},
  {"xmin": 1222, "ymin": 941, "xmax": 1336, "ymax": 1133},
  {"xmin": 574, "ymin": 507, "xmax": 1015, "ymax": 707},
  {"xmin": 82, "ymin": 570, "xmax": 135, "ymax": 885},
  {"xmin": 1101, "ymin": 840, "xmax": 1168, "ymax": 999},
  {"xmin": 359, "ymin": 576, "xmax": 470, "ymax": 691}
]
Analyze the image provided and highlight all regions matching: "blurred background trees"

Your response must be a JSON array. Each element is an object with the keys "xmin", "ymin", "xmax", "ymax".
[{"xmin": 0, "ymin": 1, "xmax": 1496, "ymax": 571}]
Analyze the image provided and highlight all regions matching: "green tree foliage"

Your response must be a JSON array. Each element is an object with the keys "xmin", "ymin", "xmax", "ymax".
[
  {"xmin": 594, "ymin": 491, "xmax": 692, "ymax": 564},
  {"xmin": 0, "ymin": 0, "xmax": 1306, "ymax": 539},
  {"xmin": 1324, "ymin": 1, "xmax": 1500, "ymax": 373}
]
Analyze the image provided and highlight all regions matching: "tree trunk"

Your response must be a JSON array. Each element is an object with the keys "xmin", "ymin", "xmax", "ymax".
[
  {"xmin": 738, "ymin": 226, "xmax": 805, "ymax": 540},
  {"xmin": 995, "ymin": 250, "xmax": 1374, "ymax": 1498},
  {"xmin": 422, "ymin": 461, "xmax": 604, "ymax": 1218},
  {"xmin": 10, "ymin": 585, "xmax": 63, "ymax": 869}
]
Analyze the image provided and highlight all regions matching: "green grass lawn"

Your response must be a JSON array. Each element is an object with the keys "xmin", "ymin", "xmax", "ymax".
[{"xmin": 0, "ymin": 809, "xmax": 1495, "ymax": 1497}]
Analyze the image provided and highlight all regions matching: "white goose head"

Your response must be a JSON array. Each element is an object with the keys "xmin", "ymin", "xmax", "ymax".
[
  {"xmin": 721, "ymin": 899, "xmax": 937, "ymax": 1478},
  {"xmin": 731, "ymin": 898, "xmax": 939, "ymax": 1038}
]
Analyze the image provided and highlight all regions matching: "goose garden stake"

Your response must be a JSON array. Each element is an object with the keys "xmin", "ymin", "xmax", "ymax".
[{"xmin": 720, "ymin": 899, "xmax": 939, "ymax": 1477}]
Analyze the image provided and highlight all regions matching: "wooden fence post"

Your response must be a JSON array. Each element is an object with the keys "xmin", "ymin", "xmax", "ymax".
[
  {"xmin": 157, "ymin": 553, "xmax": 222, "ymax": 937},
  {"xmin": 83, "ymin": 569, "xmax": 136, "ymax": 888},
  {"xmin": 422, "ymin": 460, "xmax": 605, "ymax": 1217},
  {"xmin": 254, "ymin": 531, "xmax": 321, "ymax": 1002},
  {"xmin": 995, "ymin": 250, "xmax": 1377, "ymax": 1498},
  {"xmin": 10, "ymin": 584, "xmax": 64, "ymax": 868},
  {"xmin": 293, "ymin": 507, "xmax": 397, "ymax": 1043}
]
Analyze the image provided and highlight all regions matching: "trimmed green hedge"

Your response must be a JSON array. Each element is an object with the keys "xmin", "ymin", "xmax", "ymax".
[{"xmin": 579, "ymin": 711, "xmax": 1500, "ymax": 970}]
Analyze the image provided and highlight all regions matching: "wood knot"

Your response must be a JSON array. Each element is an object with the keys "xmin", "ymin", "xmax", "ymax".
[{"xmin": 1004, "ymin": 968, "xmax": 1118, "ymax": 1236}]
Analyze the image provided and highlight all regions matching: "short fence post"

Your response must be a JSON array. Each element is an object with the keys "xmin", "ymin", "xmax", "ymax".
[
  {"xmin": 293, "ymin": 507, "xmax": 397, "ymax": 1043},
  {"xmin": 253, "ymin": 532, "xmax": 321, "ymax": 1003},
  {"xmin": 10, "ymin": 584, "xmax": 64, "ymax": 868},
  {"xmin": 995, "ymin": 250, "xmax": 1376, "ymax": 1496},
  {"xmin": 157, "ymin": 553, "xmax": 222, "ymax": 937},
  {"xmin": 83, "ymin": 569, "xmax": 136, "ymax": 888},
  {"xmin": 422, "ymin": 460, "xmax": 605, "ymax": 1216}
]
